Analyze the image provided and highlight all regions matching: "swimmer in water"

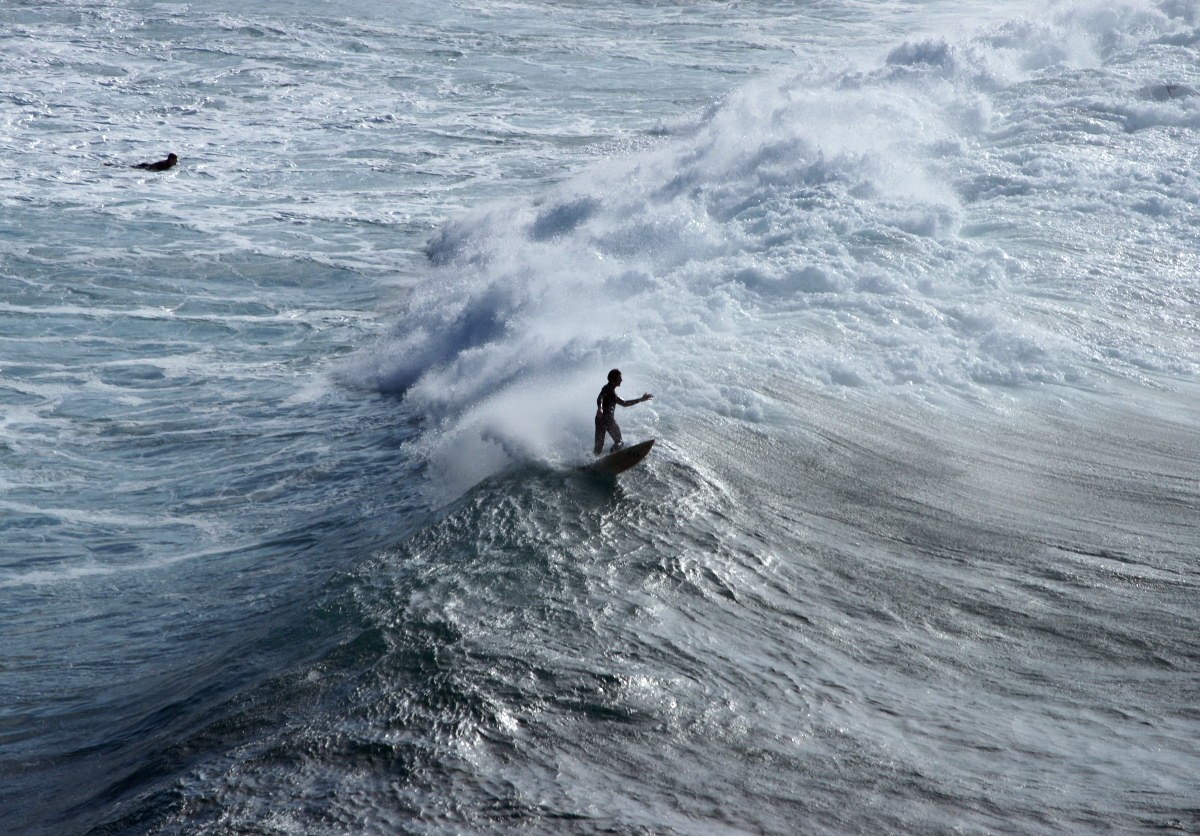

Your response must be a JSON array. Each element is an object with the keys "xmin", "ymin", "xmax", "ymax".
[{"xmin": 131, "ymin": 153, "xmax": 178, "ymax": 171}]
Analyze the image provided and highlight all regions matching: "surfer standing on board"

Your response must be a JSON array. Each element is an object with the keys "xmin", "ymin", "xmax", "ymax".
[{"xmin": 595, "ymin": 369, "xmax": 652, "ymax": 455}]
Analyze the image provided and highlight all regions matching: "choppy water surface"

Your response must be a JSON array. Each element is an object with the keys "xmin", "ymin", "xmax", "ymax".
[{"xmin": 2, "ymin": 0, "xmax": 1198, "ymax": 833}]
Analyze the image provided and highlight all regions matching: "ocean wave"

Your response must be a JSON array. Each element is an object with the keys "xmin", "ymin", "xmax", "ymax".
[{"xmin": 344, "ymin": 0, "xmax": 1200, "ymax": 497}]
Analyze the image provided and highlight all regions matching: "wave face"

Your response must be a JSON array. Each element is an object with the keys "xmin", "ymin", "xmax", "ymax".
[
  {"xmin": 338, "ymin": 0, "xmax": 1200, "ymax": 499},
  {"xmin": 3, "ymin": 1, "xmax": 1199, "ymax": 834}
]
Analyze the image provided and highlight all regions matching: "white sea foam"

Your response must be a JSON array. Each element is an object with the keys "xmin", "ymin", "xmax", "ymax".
[{"xmin": 343, "ymin": 0, "xmax": 1200, "ymax": 497}]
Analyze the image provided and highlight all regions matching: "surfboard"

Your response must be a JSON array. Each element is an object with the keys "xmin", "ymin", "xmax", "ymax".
[{"xmin": 590, "ymin": 439, "xmax": 654, "ymax": 475}]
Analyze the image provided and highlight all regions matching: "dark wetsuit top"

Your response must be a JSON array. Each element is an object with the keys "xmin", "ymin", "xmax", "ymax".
[{"xmin": 597, "ymin": 382, "xmax": 625, "ymax": 418}]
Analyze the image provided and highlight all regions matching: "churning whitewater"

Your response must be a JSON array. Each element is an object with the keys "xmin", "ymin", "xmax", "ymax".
[{"xmin": 2, "ymin": 0, "xmax": 1198, "ymax": 834}]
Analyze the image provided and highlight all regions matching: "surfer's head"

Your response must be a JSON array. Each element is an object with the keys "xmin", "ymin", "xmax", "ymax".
[{"xmin": 607, "ymin": 368, "xmax": 622, "ymax": 384}]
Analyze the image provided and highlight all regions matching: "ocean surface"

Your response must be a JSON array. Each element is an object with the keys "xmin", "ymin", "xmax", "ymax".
[{"xmin": 3, "ymin": 0, "xmax": 1199, "ymax": 833}]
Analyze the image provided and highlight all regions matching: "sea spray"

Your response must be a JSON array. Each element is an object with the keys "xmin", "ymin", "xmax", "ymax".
[{"xmin": 334, "ymin": 5, "xmax": 1200, "ymax": 495}]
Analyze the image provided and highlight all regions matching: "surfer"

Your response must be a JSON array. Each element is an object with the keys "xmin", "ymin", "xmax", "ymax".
[
  {"xmin": 594, "ymin": 368, "xmax": 652, "ymax": 455},
  {"xmin": 132, "ymin": 153, "xmax": 178, "ymax": 171}
]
